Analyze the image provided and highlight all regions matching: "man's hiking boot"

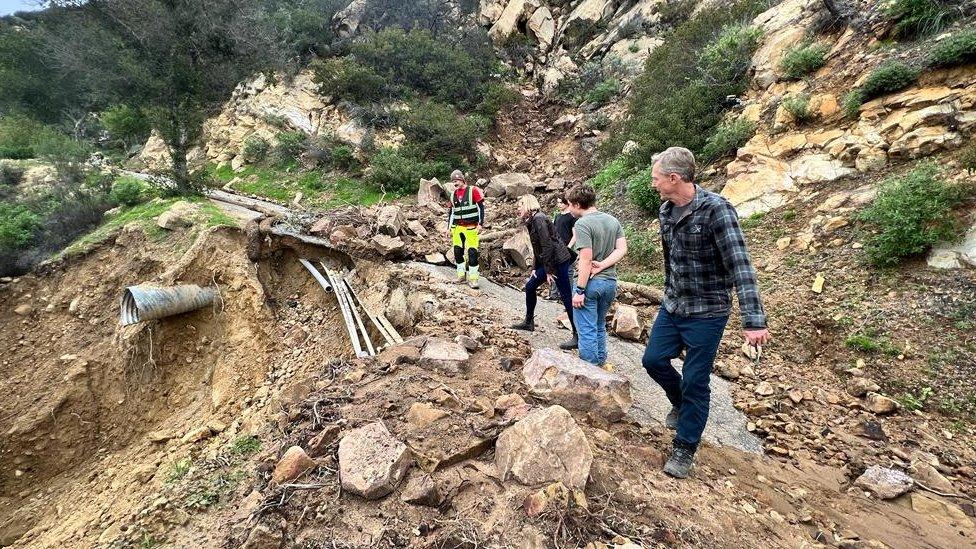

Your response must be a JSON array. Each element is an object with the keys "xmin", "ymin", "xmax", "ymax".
[
  {"xmin": 665, "ymin": 406, "xmax": 680, "ymax": 430},
  {"xmin": 663, "ymin": 443, "xmax": 696, "ymax": 479},
  {"xmin": 558, "ymin": 336, "xmax": 578, "ymax": 350},
  {"xmin": 469, "ymin": 278, "xmax": 480, "ymax": 289},
  {"xmin": 510, "ymin": 320, "xmax": 535, "ymax": 331}
]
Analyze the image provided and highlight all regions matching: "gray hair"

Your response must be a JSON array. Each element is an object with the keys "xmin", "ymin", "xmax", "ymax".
[{"xmin": 653, "ymin": 147, "xmax": 696, "ymax": 182}]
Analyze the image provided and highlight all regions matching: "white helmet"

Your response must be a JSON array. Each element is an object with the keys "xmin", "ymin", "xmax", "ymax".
[{"xmin": 450, "ymin": 169, "xmax": 466, "ymax": 182}]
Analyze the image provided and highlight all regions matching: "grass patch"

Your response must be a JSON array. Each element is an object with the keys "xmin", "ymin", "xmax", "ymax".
[
  {"xmin": 779, "ymin": 41, "xmax": 829, "ymax": 80},
  {"xmin": 230, "ymin": 435, "xmax": 261, "ymax": 457},
  {"xmin": 781, "ymin": 94, "xmax": 814, "ymax": 124},
  {"xmin": 885, "ymin": 0, "xmax": 958, "ymax": 40},
  {"xmin": 213, "ymin": 164, "xmax": 387, "ymax": 208},
  {"xmin": 897, "ymin": 386, "xmax": 933, "ymax": 411},
  {"xmin": 844, "ymin": 331, "xmax": 901, "ymax": 356},
  {"xmin": 739, "ymin": 211, "xmax": 766, "ymax": 230},
  {"xmin": 166, "ymin": 457, "xmax": 192, "ymax": 483},
  {"xmin": 620, "ymin": 270, "xmax": 665, "ymax": 287}
]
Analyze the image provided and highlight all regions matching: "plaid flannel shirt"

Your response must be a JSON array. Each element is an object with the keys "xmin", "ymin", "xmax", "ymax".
[{"xmin": 659, "ymin": 186, "xmax": 767, "ymax": 329}]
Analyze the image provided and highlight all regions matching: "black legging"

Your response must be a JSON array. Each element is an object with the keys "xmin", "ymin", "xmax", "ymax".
[{"xmin": 525, "ymin": 260, "xmax": 576, "ymax": 336}]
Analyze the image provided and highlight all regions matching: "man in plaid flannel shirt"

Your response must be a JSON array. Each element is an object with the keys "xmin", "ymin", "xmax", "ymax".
[{"xmin": 643, "ymin": 147, "xmax": 771, "ymax": 478}]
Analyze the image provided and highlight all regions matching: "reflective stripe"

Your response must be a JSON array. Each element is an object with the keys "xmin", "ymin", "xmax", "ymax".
[{"xmin": 453, "ymin": 186, "xmax": 480, "ymax": 223}]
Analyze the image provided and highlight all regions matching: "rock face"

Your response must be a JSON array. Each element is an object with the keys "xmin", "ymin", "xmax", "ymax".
[
  {"xmin": 522, "ymin": 348, "xmax": 632, "ymax": 422},
  {"xmin": 496, "ymin": 405, "xmax": 593, "ymax": 490},
  {"xmin": 419, "ymin": 338, "xmax": 470, "ymax": 374},
  {"xmin": 338, "ymin": 422, "xmax": 412, "ymax": 499},
  {"xmin": 611, "ymin": 304, "xmax": 642, "ymax": 341},
  {"xmin": 928, "ymin": 221, "xmax": 976, "ymax": 269},
  {"xmin": 488, "ymin": 0, "xmax": 527, "ymax": 45},
  {"xmin": 486, "ymin": 172, "xmax": 534, "ymax": 198},
  {"xmin": 855, "ymin": 465, "xmax": 914, "ymax": 499},
  {"xmin": 157, "ymin": 201, "xmax": 200, "ymax": 230},
  {"xmin": 377, "ymin": 205, "xmax": 404, "ymax": 236},
  {"xmin": 503, "ymin": 230, "xmax": 534, "ymax": 269},
  {"xmin": 271, "ymin": 446, "xmax": 316, "ymax": 485}
]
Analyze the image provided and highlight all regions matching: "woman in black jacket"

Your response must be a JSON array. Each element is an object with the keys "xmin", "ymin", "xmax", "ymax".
[{"xmin": 510, "ymin": 195, "xmax": 578, "ymax": 350}]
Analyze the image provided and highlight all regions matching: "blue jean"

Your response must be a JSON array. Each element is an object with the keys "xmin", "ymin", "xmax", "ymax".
[
  {"xmin": 526, "ymin": 261, "xmax": 576, "ymax": 336},
  {"xmin": 573, "ymin": 277, "xmax": 617, "ymax": 365},
  {"xmin": 642, "ymin": 306, "xmax": 728, "ymax": 448}
]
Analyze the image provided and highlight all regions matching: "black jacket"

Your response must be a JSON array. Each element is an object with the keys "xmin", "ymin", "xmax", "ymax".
[{"xmin": 526, "ymin": 212, "xmax": 572, "ymax": 273}]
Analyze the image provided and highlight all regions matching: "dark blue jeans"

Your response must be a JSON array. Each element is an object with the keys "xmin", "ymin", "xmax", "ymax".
[
  {"xmin": 642, "ymin": 306, "xmax": 728, "ymax": 449},
  {"xmin": 526, "ymin": 260, "xmax": 576, "ymax": 336}
]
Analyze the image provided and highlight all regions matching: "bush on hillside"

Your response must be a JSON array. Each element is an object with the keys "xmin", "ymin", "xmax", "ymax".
[
  {"xmin": 311, "ymin": 57, "xmax": 388, "ymax": 104},
  {"xmin": 242, "ymin": 135, "xmax": 270, "ymax": 164},
  {"xmin": 109, "ymin": 176, "xmax": 147, "ymax": 207},
  {"xmin": 366, "ymin": 147, "xmax": 450, "ymax": 195},
  {"xmin": 858, "ymin": 162, "xmax": 971, "ymax": 267},
  {"xmin": 700, "ymin": 118, "xmax": 755, "ymax": 164},
  {"xmin": 885, "ymin": 0, "xmax": 959, "ymax": 40},
  {"xmin": 926, "ymin": 29, "xmax": 976, "ymax": 68},
  {"xmin": 591, "ymin": 156, "xmax": 632, "ymax": 190},
  {"xmin": 782, "ymin": 94, "xmax": 814, "ymax": 124},
  {"xmin": 585, "ymin": 79, "xmax": 620, "ymax": 107},
  {"xmin": 0, "ymin": 163, "xmax": 25, "ymax": 186},
  {"xmin": 475, "ymin": 82, "xmax": 519, "ymax": 121},
  {"xmin": 843, "ymin": 60, "xmax": 918, "ymax": 117},
  {"xmin": 624, "ymin": 225, "xmax": 657, "ymax": 266},
  {"xmin": 0, "ymin": 201, "xmax": 41, "ymax": 252},
  {"xmin": 272, "ymin": 131, "xmax": 307, "ymax": 166},
  {"xmin": 779, "ymin": 41, "xmax": 829, "ymax": 80},
  {"xmin": 0, "ymin": 115, "xmax": 43, "ymax": 159},
  {"xmin": 961, "ymin": 142, "xmax": 976, "ymax": 174},
  {"xmin": 399, "ymin": 101, "xmax": 485, "ymax": 164},
  {"xmin": 556, "ymin": 61, "xmax": 619, "ymax": 106},
  {"xmin": 611, "ymin": 0, "xmax": 768, "ymax": 163},
  {"xmin": 330, "ymin": 145, "xmax": 358, "ymax": 171},
  {"xmin": 101, "ymin": 104, "xmax": 151, "ymax": 150},
  {"xmin": 627, "ymin": 167, "xmax": 662, "ymax": 213}
]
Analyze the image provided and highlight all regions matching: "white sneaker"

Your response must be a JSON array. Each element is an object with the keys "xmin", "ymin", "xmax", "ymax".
[{"xmin": 468, "ymin": 278, "xmax": 480, "ymax": 289}]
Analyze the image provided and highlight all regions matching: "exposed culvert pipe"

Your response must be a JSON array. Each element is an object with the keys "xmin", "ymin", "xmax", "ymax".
[{"xmin": 120, "ymin": 285, "xmax": 218, "ymax": 326}]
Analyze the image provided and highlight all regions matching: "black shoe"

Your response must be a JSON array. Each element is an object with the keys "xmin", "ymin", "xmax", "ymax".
[
  {"xmin": 510, "ymin": 320, "xmax": 535, "ymax": 331},
  {"xmin": 558, "ymin": 336, "xmax": 578, "ymax": 350},
  {"xmin": 663, "ymin": 443, "xmax": 696, "ymax": 478},
  {"xmin": 665, "ymin": 406, "xmax": 679, "ymax": 430}
]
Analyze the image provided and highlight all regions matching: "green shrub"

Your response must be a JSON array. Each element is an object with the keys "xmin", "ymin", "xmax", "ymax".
[
  {"xmin": 311, "ymin": 57, "xmax": 388, "ymax": 104},
  {"xmin": 926, "ymin": 29, "xmax": 976, "ymax": 68},
  {"xmin": 109, "ymin": 176, "xmax": 146, "ymax": 207},
  {"xmin": 366, "ymin": 147, "xmax": 450, "ymax": 195},
  {"xmin": 627, "ymin": 167, "xmax": 661, "ymax": 212},
  {"xmin": 230, "ymin": 435, "xmax": 261, "ymax": 456},
  {"xmin": 858, "ymin": 162, "xmax": 970, "ymax": 267},
  {"xmin": 779, "ymin": 41, "xmax": 829, "ymax": 80},
  {"xmin": 242, "ymin": 135, "xmax": 270, "ymax": 164},
  {"xmin": 272, "ymin": 131, "xmax": 307, "ymax": 165},
  {"xmin": 782, "ymin": 94, "xmax": 814, "ymax": 124},
  {"xmin": 400, "ymin": 101, "xmax": 483, "ymax": 164},
  {"xmin": 101, "ymin": 105, "xmax": 151, "ymax": 150},
  {"xmin": 885, "ymin": 0, "xmax": 958, "ymax": 40},
  {"xmin": 700, "ymin": 118, "xmax": 755, "ymax": 164},
  {"xmin": 0, "ymin": 202, "xmax": 41, "ymax": 251},
  {"xmin": 585, "ymin": 79, "xmax": 620, "ymax": 107},
  {"xmin": 474, "ymin": 82, "xmax": 518, "ymax": 121},
  {"xmin": 591, "ymin": 156, "xmax": 631, "ymax": 190},
  {"xmin": 330, "ymin": 145, "xmax": 358, "ymax": 171},
  {"xmin": 842, "ymin": 90, "xmax": 865, "ymax": 118},
  {"xmin": 962, "ymin": 142, "xmax": 976, "ymax": 174},
  {"xmin": 0, "ymin": 163, "xmax": 25, "ymax": 186},
  {"xmin": 624, "ymin": 226, "xmax": 657, "ymax": 266},
  {"xmin": 859, "ymin": 61, "xmax": 918, "ymax": 100},
  {"xmin": 613, "ymin": 0, "xmax": 768, "ymax": 163},
  {"xmin": 556, "ymin": 61, "xmax": 616, "ymax": 106},
  {"xmin": 0, "ymin": 115, "xmax": 42, "ymax": 159}
]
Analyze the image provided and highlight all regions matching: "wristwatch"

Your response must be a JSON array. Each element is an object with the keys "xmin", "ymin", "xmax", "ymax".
[{"xmin": 574, "ymin": 286, "xmax": 586, "ymax": 295}]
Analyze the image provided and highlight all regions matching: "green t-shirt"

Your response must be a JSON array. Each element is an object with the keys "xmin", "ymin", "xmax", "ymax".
[{"xmin": 573, "ymin": 211, "xmax": 624, "ymax": 280}]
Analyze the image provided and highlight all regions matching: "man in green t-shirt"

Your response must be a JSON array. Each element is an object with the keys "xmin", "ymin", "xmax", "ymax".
[{"xmin": 568, "ymin": 183, "xmax": 628, "ymax": 367}]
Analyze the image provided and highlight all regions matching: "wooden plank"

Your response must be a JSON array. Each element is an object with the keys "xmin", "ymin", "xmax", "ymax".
[{"xmin": 321, "ymin": 265, "xmax": 367, "ymax": 358}]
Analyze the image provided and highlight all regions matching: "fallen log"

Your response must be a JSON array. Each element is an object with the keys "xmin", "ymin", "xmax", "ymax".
[{"xmin": 617, "ymin": 281, "xmax": 664, "ymax": 304}]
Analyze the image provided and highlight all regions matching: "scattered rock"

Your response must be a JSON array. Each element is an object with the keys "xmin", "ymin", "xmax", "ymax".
[
  {"xmin": 487, "ymin": 172, "xmax": 534, "ymax": 198},
  {"xmin": 853, "ymin": 420, "xmax": 887, "ymax": 441},
  {"xmin": 307, "ymin": 425, "xmax": 341, "ymax": 458},
  {"xmin": 241, "ymin": 523, "xmax": 283, "ymax": 549},
  {"xmin": 454, "ymin": 334, "xmax": 480, "ymax": 352},
  {"xmin": 371, "ymin": 234, "xmax": 406, "ymax": 257},
  {"xmin": 522, "ymin": 348, "xmax": 632, "ymax": 422},
  {"xmin": 385, "ymin": 288, "xmax": 411, "ymax": 330},
  {"xmin": 377, "ymin": 344, "xmax": 421, "ymax": 365},
  {"xmin": 406, "ymin": 220, "xmax": 428, "ymax": 237},
  {"xmin": 910, "ymin": 492, "xmax": 970, "ymax": 521},
  {"xmin": 423, "ymin": 252, "xmax": 447, "ymax": 264},
  {"xmin": 503, "ymin": 230, "xmax": 534, "ymax": 269},
  {"xmin": 855, "ymin": 465, "xmax": 914, "ymax": 499},
  {"xmin": 156, "ymin": 201, "xmax": 199, "ymax": 230},
  {"xmin": 271, "ymin": 446, "xmax": 316, "ymax": 485},
  {"xmin": 181, "ymin": 425, "xmax": 215, "ymax": 444},
  {"xmin": 400, "ymin": 472, "xmax": 443, "ymax": 507},
  {"xmin": 848, "ymin": 377, "xmax": 881, "ymax": 397},
  {"xmin": 419, "ymin": 338, "xmax": 470, "ymax": 374},
  {"xmin": 523, "ymin": 481, "xmax": 586, "ymax": 518},
  {"xmin": 755, "ymin": 382, "xmax": 775, "ymax": 397},
  {"xmin": 13, "ymin": 304, "xmax": 32, "ymax": 316},
  {"xmin": 864, "ymin": 392, "xmax": 900, "ymax": 414},
  {"xmin": 377, "ymin": 205, "xmax": 404, "ymax": 236},
  {"xmin": 495, "ymin": 405, "xmax": 593, "ymax": 490},
  {"xmin": 611, "ymin": 304, "xmax": 642, "ymax": 341},
  {"xmin": 406, "ymin": 402, "xmax": 449, "ymax": 428},
  {"xmin": 338, "ymin": 421, "xmax": 412, "ymax": 499}
]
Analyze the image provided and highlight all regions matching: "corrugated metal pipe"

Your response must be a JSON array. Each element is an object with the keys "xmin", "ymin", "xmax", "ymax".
[{"xmin": 120, "ymin": 285, "xmax": 218, "ymax": 326}]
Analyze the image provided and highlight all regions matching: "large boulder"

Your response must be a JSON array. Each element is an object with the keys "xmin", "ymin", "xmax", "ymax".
[
  {"xmin": 419, "ymin": 338, "xmax": 470, "ymax": 374},
  {"xmin": 377, "ymin": 205, "xmax": 404, "ymax": 236},
  {"xmin": 527, "ymin": 6, "xmax": 556, "ymax": 50},
  {"xmin": 488, "ymin": 0, "xmax": 528, "ymax": 46},
  {"xmin": 371, "ymin": 234, "xmax": 406, "ymax": 257},
  {"xmin": 561, "ymin": 0, "xmax": 616, "ymax": 46},
  {"xmin": 333, "ymin": 0, "xmax": 368, "ymax": 38},
  {"xmin": 495, "ymin": 405, "xmax": 593, "ymax": 490},
  {"xmin": 487, "ymin": 172, "xmax": 534, "ymax": 198},
  {"xmin": 338, "ymin": 421, "xmax": 412, "ymax": 499},
  {"xmin": 157, "ymin": 201, "xmax": 201, "ymax": 230},
  {"xmin": 522, "ymin": 348, "xmax": 633, "ymax": 422},
  {"xmin": 503, "ymin": 230, "xmax": 534, "ymax": 270},
  {"xmin": 722, "ymin": 151, "xmax": 797, "ymax": 217},
  {"xmin": 855, "ymin": 465, "xmax": 914, "ymax": 499},
  {"xmin": 418, "ymin": 177, "xmax": 449, "ymax": 205},
  {"xmin": 928, "ymin": 221, "xmax": 976, "ymax": 269},
  {"xmin": 611, "ymin": 304, "xmax": 642, "ymax": 341},
  {"xmin": 271, "ymin": 446, "xmax": 316, "ymax": 485}
]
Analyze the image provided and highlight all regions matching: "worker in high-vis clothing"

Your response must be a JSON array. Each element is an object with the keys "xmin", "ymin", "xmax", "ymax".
[{"xmin": 447, "ymin": 170, "xmax": 485, "ymax": 289}]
